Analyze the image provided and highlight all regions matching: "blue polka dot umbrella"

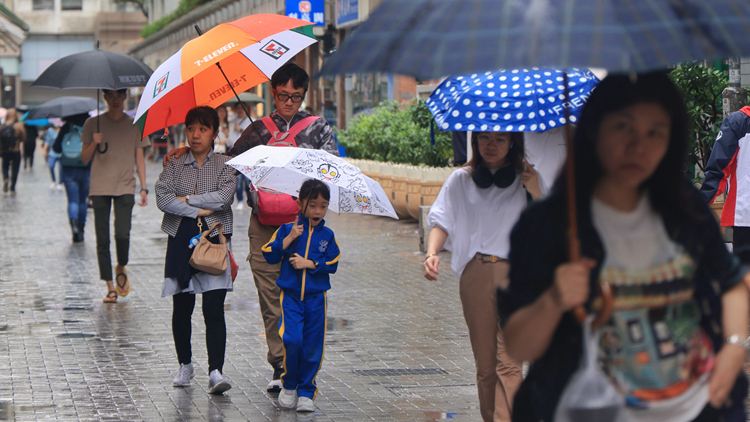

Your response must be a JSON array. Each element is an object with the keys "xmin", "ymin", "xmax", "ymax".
[{"xmin": 426, "ymin": 68, "xmax": 600, "ymax": 133}]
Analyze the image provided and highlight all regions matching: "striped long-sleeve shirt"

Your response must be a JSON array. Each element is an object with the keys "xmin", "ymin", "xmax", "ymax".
[{"xmin": 155, "ymin": 149, "xmax": 237, "ymax": 237}]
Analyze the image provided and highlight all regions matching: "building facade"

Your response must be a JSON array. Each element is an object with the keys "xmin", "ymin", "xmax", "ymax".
[
  {"xmin": 6, "ymin": 0, "xmax": 146, "ymax": 106},
  {"xmin": 129, "ymin": 0, "xmax": 425, "ymax": 129},
  {"xmin": 0, "ymin": 4, "xmax": 27, "ymax": 108}
]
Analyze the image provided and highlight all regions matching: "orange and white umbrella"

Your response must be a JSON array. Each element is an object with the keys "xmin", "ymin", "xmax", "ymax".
[{"xmin": 135, "ymin": 14, "xmax": 317, "ymax": 136}]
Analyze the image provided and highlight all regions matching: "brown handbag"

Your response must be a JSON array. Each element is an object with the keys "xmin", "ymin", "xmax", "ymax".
[{"xmin": 189, "ymin": 221, "xmax": 228, "ymax": 275}]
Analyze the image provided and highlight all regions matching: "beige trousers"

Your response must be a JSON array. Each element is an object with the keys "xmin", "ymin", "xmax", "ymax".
[
  {"xmin": 247, "ymin": 213, "xmax": 284, "ymax": 368},
  {"xmin": 459, "ymin": 258, "xmax": 522, "ymax": 422}
]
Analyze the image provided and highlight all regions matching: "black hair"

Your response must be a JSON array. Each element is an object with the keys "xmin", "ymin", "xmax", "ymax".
[
  {"xmin": 103, "ymin": 89, "xmax": 127, "ymax": 97},
  {"xmin": 185, "ymin": 106, "xmax": 219, "ymax": 133},
  {"xmin": 271, "ymin": 63, "xmax": 309, "ymax": 94},
  {"xmin": 549, "ymin": 71, "xmax": 694, "ymax": 222},
  {"xmin": 299, "ymin": 179, "xmax": 330, "ymax": 202},
  {"xmin": 463, "ymin": 131, "xmax": 525, "ymax": 174}
]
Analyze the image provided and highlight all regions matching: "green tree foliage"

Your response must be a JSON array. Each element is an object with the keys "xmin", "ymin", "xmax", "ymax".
[
  {"xmin": 669, "ymin": 63, "xmax": 728, "ymax": 176},
  {"xmin": 336, "ymin": 100, "xmax": 453, "ymax": 167},
  {"xmin": 141, "ymin": 0, "xmax": 211, "ymax": 39}
]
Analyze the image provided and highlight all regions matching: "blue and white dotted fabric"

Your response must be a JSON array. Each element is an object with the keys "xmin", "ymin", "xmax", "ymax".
[{"xmin": 426, "ymin": 68, "xmax": 600, "ymax": 133}]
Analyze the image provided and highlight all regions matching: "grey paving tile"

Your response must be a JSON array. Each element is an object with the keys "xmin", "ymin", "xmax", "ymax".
[{"xmin": 0, "ymin": 152, "xmax": 482, "ymax": 421}]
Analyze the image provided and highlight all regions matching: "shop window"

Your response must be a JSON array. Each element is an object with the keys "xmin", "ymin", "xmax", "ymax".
[
  {"xmin": 351, "ymin": 73, "xmax": 388, "ymax": 116},
  {"xmin": 33, "ymin": 0, "xmax": 54, "ymax": 10},
  {"xmin": 62, "ymin": 0, "xmax": 83, "ymax": 11},
  {"xmin": 2, "ymin": 76, "xmax": 16, "ymax": 109}
]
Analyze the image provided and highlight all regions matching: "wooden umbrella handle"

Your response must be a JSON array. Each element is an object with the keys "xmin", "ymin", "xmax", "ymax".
[
  {"xmin": 573, "ymin": 282, "xmax": 614, "ymax": 329},
  {"xmin": 561, "ymin": 71, "xmax": 614, "ymax": 329}
]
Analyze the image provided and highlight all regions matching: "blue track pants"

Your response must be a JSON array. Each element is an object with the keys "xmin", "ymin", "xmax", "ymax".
[{"xmin": 279, "ymin": 289, "xmax": 327, "ymax": 399}]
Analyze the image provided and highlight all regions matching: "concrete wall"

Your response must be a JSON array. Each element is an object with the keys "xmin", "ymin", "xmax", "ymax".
[
  {"xmin": 741, "ymin": 57, "xmax": 750, "ymax": 87},
  {"xmin": 131, "ymin": 0, "xmax": 285, "ymax": 69},
  {"xmin": 10, "ymin": 0, "xmax": 106, "ymax": 34}
]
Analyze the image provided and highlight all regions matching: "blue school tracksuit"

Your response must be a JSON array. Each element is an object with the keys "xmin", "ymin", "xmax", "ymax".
[{"xmin": 262, "ymin": 215, "xmax": 340, "ymax": 399}]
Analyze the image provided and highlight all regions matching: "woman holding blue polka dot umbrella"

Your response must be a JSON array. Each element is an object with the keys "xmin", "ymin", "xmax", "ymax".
[{"xmin": 423, "ymin": 129, "xmax": 544, "ymax": 422}]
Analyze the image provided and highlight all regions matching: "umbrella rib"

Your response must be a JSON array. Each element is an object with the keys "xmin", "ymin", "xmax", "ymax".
[
  {"xmin": 381, "ymin": 0, "xmax": 438, "ymax": 74},
  {"xmin": 690, "ymin": 0, "xmax": 746, "ymax": 57}
]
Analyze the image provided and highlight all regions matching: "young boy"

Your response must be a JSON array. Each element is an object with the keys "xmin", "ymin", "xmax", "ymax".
[{"xmin": 262, "ymin": 179, "xmax": 340, "ymax": 412}]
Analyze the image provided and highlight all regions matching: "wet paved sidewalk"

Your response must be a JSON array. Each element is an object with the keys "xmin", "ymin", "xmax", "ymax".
[{"xmin": 0, "ymin": 153, "xmax": 480, "ymax": 421}]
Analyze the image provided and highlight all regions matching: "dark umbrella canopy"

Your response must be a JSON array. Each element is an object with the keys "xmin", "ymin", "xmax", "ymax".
[
  {"xmin": 319, "ymin": 0, "xmax": 750, "ymax": 79},
  {"xmin": 31, "ymin": 50, "xmax": 153, "ymax": 90},
  {"xmin": 25, "ymin": 96, "xmax": 99, "ymax": 120}
]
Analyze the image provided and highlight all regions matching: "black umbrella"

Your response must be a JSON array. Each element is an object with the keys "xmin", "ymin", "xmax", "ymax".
[
  {"xmin": 319, "ymin": 0, "xmax": 750, "ymax": 79},
  {"xmin": 25, "ymin": 96, "xmax": 99, "ymax": 120},
  {"xmin": 31, "ymin": 49, "xmax": 152, "ymax": 90},
  {"xmin": 31, "ymin": 46, "xmax": 153, "ymax": 153}
]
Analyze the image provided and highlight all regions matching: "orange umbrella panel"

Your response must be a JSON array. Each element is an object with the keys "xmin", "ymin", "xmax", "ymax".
[{"xmin": 135, "ymin": 15, "xmax": 317, "ymax": 135}]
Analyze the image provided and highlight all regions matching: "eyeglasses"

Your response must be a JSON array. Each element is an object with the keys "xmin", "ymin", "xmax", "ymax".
[
  {"xmin": 477, "ymin": 134, "xmax": 510, "ymax": 145},
  {"xmin": 277, "ymin": 93, "xmax": 304, "ymax": 103}
]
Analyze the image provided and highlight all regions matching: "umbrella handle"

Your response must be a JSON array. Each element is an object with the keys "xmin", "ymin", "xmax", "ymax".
[
  {"xmin": 560, "ymin": 71, "xmax": 614, "ymax": 328},
  {"xmin": 572, "ymin": 282, "xmax": 614, "ymax": 329},
  {"xmin": 97, "ymin": 142, "xmax": 108, "ymax": 154}
]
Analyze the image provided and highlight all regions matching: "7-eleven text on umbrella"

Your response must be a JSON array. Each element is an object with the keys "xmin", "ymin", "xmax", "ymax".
[
  {"xmin": 209, "ymin": 74, "xmax": 248, "ymax": 101},
  {"xmin": 194, "ymin": 42, "xmax": 238, "ymax": 67}
]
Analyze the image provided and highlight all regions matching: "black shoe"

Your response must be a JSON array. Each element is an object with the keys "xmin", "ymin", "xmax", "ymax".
[
  {"xmin": 266, "ymin": 365, "xmax": 283, "ymax": 392},
  {"xmin": 70, "ymin": 218, "xmax": 82, "ymax": 243},
  {"xmin": 77, "ymin": 223, "xmax": 85, "ymax": 242}
]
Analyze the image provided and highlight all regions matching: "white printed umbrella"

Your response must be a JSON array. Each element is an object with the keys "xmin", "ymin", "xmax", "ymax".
[{"xmin": 226, "ymin": 146, "xmax": 398, "ymax": 219}]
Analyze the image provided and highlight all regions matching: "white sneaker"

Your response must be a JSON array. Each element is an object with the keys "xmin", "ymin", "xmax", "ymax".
[
  {"xmin": 56, "ymin": 184, "xmax": 64, "ymax": 190},
  {"xmin": 207, "ymin": 369, "xmax": 231, "ymax": 394},
  {"xmin": 173, "ymin": 363, "xmax": 194, "ymax": 387},
  {"xmin": 49, "ymin": 183, "xmax": 56, "ymax": 189},
  {"xmin": 278, "ymin": 387, "xmax": 297, "ymax": 409},
  {"xmin": 296, "ymin": 396, "xmax": 315, "ymax": 412},
  {"xmin": 235, "ymin": 202, "xmax": 244, "ymax": 210}
]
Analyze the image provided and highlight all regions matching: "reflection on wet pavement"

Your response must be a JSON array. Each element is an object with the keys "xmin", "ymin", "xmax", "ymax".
[{"xmin": 0, "ymin": 157, "xmax": 482, "ymax": 420}]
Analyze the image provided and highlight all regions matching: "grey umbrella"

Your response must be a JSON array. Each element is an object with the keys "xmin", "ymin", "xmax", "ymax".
[
  {"xmin": 319, "ymin": 0, "xmax": 750, "ymax": 79},
  {"xmin": 25, "ymin": 96, "xmax": 99, "ymax": 120}
]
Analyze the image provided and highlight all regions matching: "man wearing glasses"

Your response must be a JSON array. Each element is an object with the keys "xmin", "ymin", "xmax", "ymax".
[{"xmin": 227, "ymin": 63, "xmax": 338, "ymax": 393}]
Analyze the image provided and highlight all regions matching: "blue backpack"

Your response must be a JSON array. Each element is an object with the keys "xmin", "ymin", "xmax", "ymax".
[{"xmin": 61, "ymin": 125, "xmax": 86, "ymax": 167}]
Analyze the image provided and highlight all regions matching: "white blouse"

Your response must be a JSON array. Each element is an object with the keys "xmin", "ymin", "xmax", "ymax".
[{"xmin": 426, "ymin": 167, "xmax": 529, "ymax": 279}]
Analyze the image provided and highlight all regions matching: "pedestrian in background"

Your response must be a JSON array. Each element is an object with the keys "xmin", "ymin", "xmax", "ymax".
[
  {"xmin": 22, "ymin": 122, "xmax": 38, "ymax": 171},
  {"xmin": 81, "ymin": 89, "xmax": 149, "ymax": 303},
  {"xmin": 155, "ymin": 106, "xmax": 237, "ymax": 395},
  {"xmin": 1, "ymin": 108, "xmax": 26, "ymax": 196},
  {"xmin": 263, "ymin": 179, "xmax": 340, "ymax": 412},
  {"xmin": 229, "ymin": 101, "xmax": 251, "ymax": 210},
  {"xmin": 52, "ymin": 113, "xmax": 91, "ymax": 243},
  {"xmin": 501, "ymin": 73, "xmax": 749, "ymax": 422},
  {"xmin": 423, "ymin": 131, "xmax": 543, "ymax": 422},
  {"xmin": 214, "ymin": 104, "xmax": 230, "ymax": 154},
  {"xmin": 700, "ymin": 106, "xmax": 750, "ymax": 257},
  {"xmin": 43, "ymin": 125, "xmax": 63, "ymax": 190}
]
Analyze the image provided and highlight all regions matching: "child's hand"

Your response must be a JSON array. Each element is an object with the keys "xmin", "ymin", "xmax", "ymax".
[
  {"xmin": 289, "ymin": 253, "xmax": 314, "ymax": 270},
  {"xmin": 285, "ymin": 216, "xmax": 304, "ymax": 242}
]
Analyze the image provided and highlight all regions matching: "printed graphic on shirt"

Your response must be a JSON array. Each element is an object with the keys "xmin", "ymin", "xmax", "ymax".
[
  {"xmin": 594, "ymin": 251, "xmax": 714, "ymax": 406},
  {"xmin": 319, "ymin": 239, "xmax": 328, "ymax": 253}
]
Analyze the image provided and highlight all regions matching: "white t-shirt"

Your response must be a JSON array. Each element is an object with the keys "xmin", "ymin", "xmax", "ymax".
[
  {"xmin": 524, "ymin": 128, "xmax": 567, "ymax": 189},
  {"xmin": 426, "ymin": 167, "xmax": 528, "ymax": 279},
  {"xmin": 591, "ymin": 195, "xmax": 710, "ymax": 422},
  {"xmin": 228, "ymin": 115, "xmax": 249, "ymax": 148}
]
